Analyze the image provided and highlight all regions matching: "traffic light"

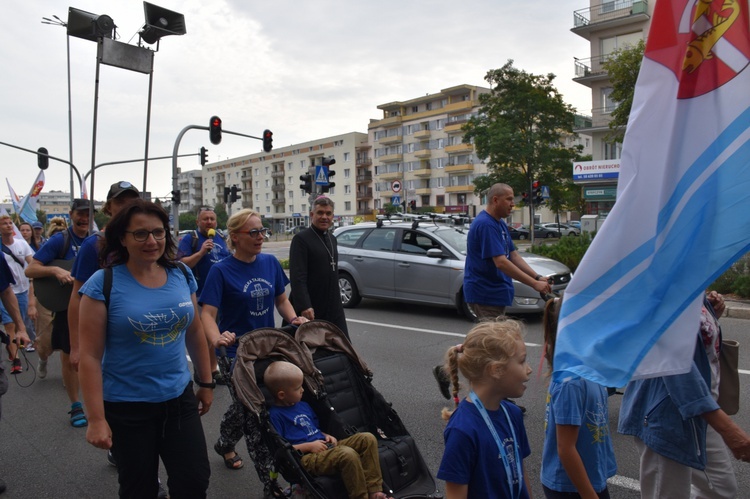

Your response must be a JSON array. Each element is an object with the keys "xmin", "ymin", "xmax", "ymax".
[
  {"xmin": 410, "ymin": 200, "xmax": 417, "ymax": 211},
  {"xmin": 223, "ymin": 186, "xmax": 230, "ymax": 204},
  {"xmin": 171, "ymin": 189, "xmax": 181, "ymax": 205},
  {"xmin": 521, "ymin": 192, "xmax": 529, "ymax": 205},
  {"xmin": 209, "ymin": 116, "xmax": 222, "ymax": 145},
  {"xmin": 37, "ymin": 147, "xmax": 49, "ymax": 170},
  {"xmin": 299, "ymin": 174, "xmax": 312, "ymax": 194},
  {"xmin": 230, "ymin": 185, "xmax": 239, "ymax": 203},
  {"xmin": 321, "ymin": 157, "xmax": 336, "ymax": 194},
  {"xmin": 200, "ymin": 146, "xmax": 208, "ymax": 166},
  {"xmin": 262, "ymin": 129, "xmax": 273, "ymax": 153}
]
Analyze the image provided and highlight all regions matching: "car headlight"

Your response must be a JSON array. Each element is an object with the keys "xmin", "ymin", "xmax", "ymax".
[{"xmin": 514, "ymin": 297, "xmax": 539, "ymax": 306}]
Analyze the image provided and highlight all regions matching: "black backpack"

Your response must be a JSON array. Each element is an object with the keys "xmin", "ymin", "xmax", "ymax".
[{"xmin": 102, "ymin": 262, "xmax": 190, "ymax": 309}]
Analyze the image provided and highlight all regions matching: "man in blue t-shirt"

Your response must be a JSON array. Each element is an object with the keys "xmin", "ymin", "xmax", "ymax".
[
  {"xmin": 25, "ymin": 198, "xmax": 92, "ymax": 427},
  {"xmin": 434, "ymin": 184, "xmax": 551, "ymax": 400}
]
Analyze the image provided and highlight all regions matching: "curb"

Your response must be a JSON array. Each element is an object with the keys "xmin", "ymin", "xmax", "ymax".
[{"xmin": 725, "ymin": 305, "xmax": 750, "ymax": 320}]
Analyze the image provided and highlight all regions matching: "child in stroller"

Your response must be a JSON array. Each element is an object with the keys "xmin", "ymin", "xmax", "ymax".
[{"xmin": 265, "ymin": 361, "xmax": 393, "ymax": 499}]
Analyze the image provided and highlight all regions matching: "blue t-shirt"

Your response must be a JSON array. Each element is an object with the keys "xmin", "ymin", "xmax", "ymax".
[
  {"xmin": 33, "ymin": 228, "xmax": 86, "ymax": 264},
  {"xmin": 269, "ymin": 401, "xmax": 325, "ymax": 445},
  {"xmin": 80, "ymin": 264, "xmax": 198, "ymax": 403},
  {"xmin": 541, "ymin": 376, "xmax": 617, "ymax": 493},
  {"xmin": 0, "ymin": 257, "xmax": 14, "ymax": 293},
  {"xmin": 438, "ymin": 399, "xmax": 531, "ymax": 499},
  {"xmin": 176, "ymin": 230, "xmax": 231, "ymax": 294},
  {"xmin": 198, "ymin": 253, "xmax": 289, "ymax": 357},
  {"xmin": 71, "ymin": 232, "xmax": 104, "ymax": 282},
  {"xmin": 463, "ymin": 210, "xmax": 516, "ymax": 307}
]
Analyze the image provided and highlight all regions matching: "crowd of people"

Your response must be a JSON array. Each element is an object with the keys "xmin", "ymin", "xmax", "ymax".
[{"xmin": 1, "ymin": 180, "xmax": 748, "ymax": 499}]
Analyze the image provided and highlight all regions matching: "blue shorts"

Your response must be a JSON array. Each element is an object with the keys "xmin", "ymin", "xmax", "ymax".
[{"xmin": 0, "ymin": 291, "xmax": 28, "ymax": 325}]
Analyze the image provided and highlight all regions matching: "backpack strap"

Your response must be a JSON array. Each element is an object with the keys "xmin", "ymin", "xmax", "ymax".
[
  {"xmin": 103, "ymin": 267, "xmax": 113, "ymax": 310},
  {"xmin": 191, "ymin": 230, "xmax": 200, "ymax": 254},
  {"xmin": 58, "ymin": 229, "xmax": 71, "ymax": 260},
  {"xmin": 1, "ymin": 245, "xmax": 25, "ymax": 269}
]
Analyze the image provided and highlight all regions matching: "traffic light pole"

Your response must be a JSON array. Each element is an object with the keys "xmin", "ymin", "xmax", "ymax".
[{"xmin": 0, "ymin": 141, "xmax": 84, "ymax": 188}]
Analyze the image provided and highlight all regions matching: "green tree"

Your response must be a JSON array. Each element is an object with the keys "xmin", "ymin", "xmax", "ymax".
[
  {"xmin": 463, "ymin": 60, "xmax": 581, "ymax": 241},
  {"xmin": 602, "ymin": 39, "xmax": 645, "ymax": 143}
]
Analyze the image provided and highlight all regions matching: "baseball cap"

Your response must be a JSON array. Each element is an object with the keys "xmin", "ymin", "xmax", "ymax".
[
  {"xmin": 32, "ymin": 221, "xmax": 44, "ymax": 229},
  {"xmin": 107, "ymin": 181, "xmax": 140, "ymax": 200},
  {"xmin": 71, "ymin": 198, "xmax": 94, "ymax": 211}
]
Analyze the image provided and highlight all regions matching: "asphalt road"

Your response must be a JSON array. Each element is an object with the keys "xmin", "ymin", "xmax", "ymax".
[{"xmin": 2, "ymin": 291, "xmax": 749, "ymax": 498}]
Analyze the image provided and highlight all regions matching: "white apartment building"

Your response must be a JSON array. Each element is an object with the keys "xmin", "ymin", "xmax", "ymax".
[
  {"xmin": 176, "ymin": 169, "xmax": 203, "ymax": 215},
  {"xmin": 203, "ymin": 132, "xmax": 367, "ymax": 233},
  {"xmin": 572, "ymin": 0, "xmax": 654, "ymax": 215}
]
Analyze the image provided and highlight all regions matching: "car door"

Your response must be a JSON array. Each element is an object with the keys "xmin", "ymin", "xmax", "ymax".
[
  {"xmin": 352, "ymin": 227, "xmax": 397, "ymax": 298},
  {"xmin": 394, "ymin": 229, "xmax": 455, "ymax": 305}
]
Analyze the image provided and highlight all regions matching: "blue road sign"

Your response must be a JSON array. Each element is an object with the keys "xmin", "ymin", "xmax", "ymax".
[
  {"xmin": 392, "ymin": 195, "xmax": 401, "ymax": 205},
  {"xmin": 541, "ymin": 185, "xmax": 551, "ymax": 199},
  {"xmin": 315, "ymin": 165, "xmax": 329, "ymax": 185}
]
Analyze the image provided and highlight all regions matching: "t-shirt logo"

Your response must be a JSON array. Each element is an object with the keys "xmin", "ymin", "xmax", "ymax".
[
  {"xmin": 128, "ymin": 309, "xmax": 188, "ymax": 346},
  {"xmin": 243, "ymin": 277, "xmax": 272, "ymax": 317},
  {"xmin": 646, "ymin": 0, "xmax": 750, "ymax": 98}
]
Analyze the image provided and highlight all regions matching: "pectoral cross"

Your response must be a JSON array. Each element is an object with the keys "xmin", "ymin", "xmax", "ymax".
[{"xmin": 330, "ymin": 260, "xmax": 336, "ymax": 271}]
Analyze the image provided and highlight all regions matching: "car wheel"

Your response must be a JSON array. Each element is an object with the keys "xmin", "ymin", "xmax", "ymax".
[
  {"xmin": 338, "ymin": 273, "xmax": 361, "ymax": 308},
  {"xmin": 519, "ymin": 234, "xmax": 527, "ymax": 240},
  {"xmin": 568, "ymin": 232, "xmax": 578, "ymax": 236},
  {"xmin": 459, "ymin": 290, "xmax": 478, "ymax": 323},
  {"xmin": 546, "ymin": 232, "xmax": 555, "ymax": 238}
]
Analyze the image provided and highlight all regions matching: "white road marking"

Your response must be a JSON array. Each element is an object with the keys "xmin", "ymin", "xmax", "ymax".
[{"xmin": 608, "ymin": 475, "xmax": 641, "ymax": 491}]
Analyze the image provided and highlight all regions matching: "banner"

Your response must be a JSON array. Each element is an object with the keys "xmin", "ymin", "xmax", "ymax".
[
  {"xmin": 554, "ymin": 0, "xmax": 750, "ymax": 387},
  {"xmin": 7, "ymin": 178, "xmax": 38, "ymax": 224}
]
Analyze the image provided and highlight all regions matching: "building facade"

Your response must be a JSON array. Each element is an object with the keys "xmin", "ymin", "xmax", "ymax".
[
  {"xmin": 571, "ymin": 0, "xmax": 654, "ymax": 215},
  {"xmin": 202, "ymin": 132, "xmax": 367, "ymax": 233},
  {"xmin": 176, "ymin": 169, "xmax": 203, "ymax": 215}
]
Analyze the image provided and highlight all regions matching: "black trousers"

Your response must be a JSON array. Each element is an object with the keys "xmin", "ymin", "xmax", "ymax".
[{"xmin": 105, "ymin": 383, "xmax": 210, "ymax": 499}]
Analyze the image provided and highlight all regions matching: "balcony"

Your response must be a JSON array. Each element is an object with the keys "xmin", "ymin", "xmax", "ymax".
[
  {"xmin": 357, "ymin": 188, "xmax": 373, "ymax": 199},
  {"xmin": 446, "ymin": 163, "xmax": 475, "ymax": 173},
  {"xmin": 379, "ymin": 133, "xmax": 403, "ymax": 145},
  {"xmin": 271, "ymin": 197, "xmax": 286, "ymax": 206},
  {"xmin": 414, "ymin": 129, "xmax": 431, "ymax": 140},
  {"xmin": 574, "ymin": 107, "xmax": 614, "ymax": 131},
  {"xmin": 445, "ymin": 184, "xmax": 474, "ymax": 193},
  {"xmin": 445, "ymin": 143, "xmax": 473, "ymax": 154},
  {"xmin": 443, "ymin": 100, "xmax": 473, "ymax": 113},
  {"xmin": 242, "ymin": 200, "xmax": 254, "ymax": 209},
  {"xmin": 271, "ymin": 184, "xmax": 284, "ymax": 192},
  {"xmin": 415, "ymin": 187, "xmax": 431, "ymax": 195},
  {"xmin": 378, "ymin": 153, "xmax": 403, "ymax": 163},
  {"xmin": 356, "ymin": 172, "xmax": 373, "ymax": 183},
  {"xmin": 356, "ymin": 158, "xmax": 372, "ymax": 167},
  {"xmin": 378, "ymin": 170, "xmax": 402, "ymax": 181},
  {"xmin": 572, "ymin": 1, "xmax": 650, "ymax": 37},
  {"xmin": 573, "ymin": 55, "xmax": 611, "ymax": 83},
  {"xmin": 412, "ymin": 166, "xmax": 431, "ymax": 177},
  {"xmin": 414, "ymin": 149, "xmax": 431, "ymax": 159},
  {"xmin": 444, "ymin": 121, "xmax": 466, "ymax": 134},
  {"xmin": 271, "ymin": 170, "xmax": 285, "ymax": 178}
]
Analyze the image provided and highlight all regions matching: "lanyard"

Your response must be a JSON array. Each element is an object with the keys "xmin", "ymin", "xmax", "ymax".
[{"xmin": 469, "ymin": 391, "xmax": 522, "ymax": 499}]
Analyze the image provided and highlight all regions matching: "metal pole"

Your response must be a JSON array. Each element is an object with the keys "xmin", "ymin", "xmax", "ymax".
[
  {"xmin": 88, "ymin": 40, "xmax": 103, "ymax": 233},
  {"xmin": 66, "ymin": 34, "xmax": 75, "ymax": 204},
  {"xmin": 143, "ymin": 63, "xmax": 155, "ymax": 194},
  {"xmin": 84, "ymin": 153, "xmax": 197, "ymax": 182}
]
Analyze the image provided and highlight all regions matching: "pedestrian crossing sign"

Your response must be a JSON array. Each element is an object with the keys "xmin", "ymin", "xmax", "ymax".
[{"xmin": 315, "ymin": 165, "xmax": 329, "ymax": 185}]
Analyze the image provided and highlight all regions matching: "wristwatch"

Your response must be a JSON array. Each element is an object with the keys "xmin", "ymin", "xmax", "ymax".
[
  {"xmin": 195, "ymin": 379, "xmax": 217, "ymax": 389},
  {"xmin": 535, "ymin": 274, "xmax": 544, "ymax": 280}
]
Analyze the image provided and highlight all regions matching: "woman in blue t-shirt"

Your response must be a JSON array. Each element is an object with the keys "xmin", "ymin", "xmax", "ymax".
[
  {"xmin": 78, "ymin": 200, "xmax": 214, "ymax": 499},
  {"xmin": 199, "ymin": 208, "xmax": 306, "ymax": 483}
]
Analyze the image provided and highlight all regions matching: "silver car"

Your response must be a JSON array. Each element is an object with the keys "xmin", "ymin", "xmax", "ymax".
[
  {"xmin": 333, "ymin": 221, "xmax": 572, "ymax": 319},
  {"xmin": 540, "ymin": 223, "xmax": 580, "ymax": 236}
]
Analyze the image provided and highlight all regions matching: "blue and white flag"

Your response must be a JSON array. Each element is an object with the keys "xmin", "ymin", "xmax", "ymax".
[{"xmin": 554, "ymin": 0, "xmax": 750, "ymax": 387}]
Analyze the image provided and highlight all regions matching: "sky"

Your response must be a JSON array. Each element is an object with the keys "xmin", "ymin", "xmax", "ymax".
[{"xmin": 0, "ymin": 0, "xmax": 591, "ymax": 203}]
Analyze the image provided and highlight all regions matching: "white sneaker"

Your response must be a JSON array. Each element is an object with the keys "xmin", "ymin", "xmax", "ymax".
[
  {"xmin": 38, "ymin": 359, "xmax": 47, "ymax": 379},
  {"xmin": 25, "ymin": 344, "xmax": 36, "ymax": 352}
]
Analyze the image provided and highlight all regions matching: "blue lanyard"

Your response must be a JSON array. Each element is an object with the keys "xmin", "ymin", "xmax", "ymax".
[{"xmin": 469, "ymin": 391, "xmax": 522, "ymax": 499}]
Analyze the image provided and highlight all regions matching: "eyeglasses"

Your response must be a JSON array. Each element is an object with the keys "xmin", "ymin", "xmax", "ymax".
[
  {"xmin": 236, "ymin": 228, "xmax": 269, "ymax": 238},
  {"xmin": 125, "ymin": 228, "xmax": 167, "ymax": 242},
  {"xmin": 199, "ymin": 207, "xmax": 214, "ymax": 212}
]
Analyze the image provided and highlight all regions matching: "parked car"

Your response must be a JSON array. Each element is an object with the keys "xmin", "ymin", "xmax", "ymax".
[
  {"xmin": 285, "ymin": 225, "xmax": 305, "ymax": 235},
  {"xmin": 508, "ymin": 226, "xmax": 530, "ymax": 240},
  {"xmin": 532, "ymin": 224, "xmax": 561, "ymax": 238},
  {"xmin": 333, "ymin": 221, "xmax": 572, "ymax": 318},
  {"xmin": 568, "ymin": 221, "xmax": 581, "ymax": 230},
  {"xmin": 541, "ymin": 223, "xmax": 580, "ymax": 236}
]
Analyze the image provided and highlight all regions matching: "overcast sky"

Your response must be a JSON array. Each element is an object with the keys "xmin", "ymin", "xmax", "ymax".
[{"xmin": 1, "ymin": 0, "xmax": 590, "ymax": 202}]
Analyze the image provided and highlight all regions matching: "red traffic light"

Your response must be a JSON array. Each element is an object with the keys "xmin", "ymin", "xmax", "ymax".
[
  {"xmin": 262, "ymin": 129, "xmax": 273, "ymax": 153},
  {"xmin": 209, "ymin": 116, "xmax": 222, "ymax": 145}
]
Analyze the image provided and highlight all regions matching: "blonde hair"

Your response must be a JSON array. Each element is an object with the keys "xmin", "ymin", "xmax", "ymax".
[
  {"xmin": 47, "ymin": 217, "xmax": 68, "ymax": 238},
  {"xmin": 441, "ymin": 319, "xmax": 525, "ymax": 421},
  {"xmin": 264, "ymin": 361, "xmax": 303, "ymax": 399},
  {"xmin": 226, "ymin": 208, "xmax": 262, "ymax": 250}
]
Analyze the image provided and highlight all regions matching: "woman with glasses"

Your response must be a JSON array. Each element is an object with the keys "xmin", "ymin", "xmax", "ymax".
[
  {"xmin": 78, "ymin": 199, "xmax": 214, "ymax": 498},
  {"xmin": 199, "ymin": 209, "xmax": 306, "ymax": 494}
]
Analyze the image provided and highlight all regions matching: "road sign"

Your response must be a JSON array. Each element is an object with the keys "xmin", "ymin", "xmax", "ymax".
[
  {"xmin": 541, "ymin": 185, "xmax": 551, "ymax": 199},
  {"xmin": 315, "ymin": 165, "xmax": 329, "ymax": 185},
  {"xmin": 391, "ymin": 180, "xmax": 402, "ymax": 193},
  {"xmin": 392, "ymin": 195, "xmax": 401, "ymax": 206}
]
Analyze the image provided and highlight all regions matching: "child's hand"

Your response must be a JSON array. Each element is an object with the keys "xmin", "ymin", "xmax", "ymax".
[
  {"xmin": 308, "ymin": 440, "xmax": 331, "ymax": 453},
  {"xmin": 324, "ymin": 434, "xmax": 338, "ymax": 448}
]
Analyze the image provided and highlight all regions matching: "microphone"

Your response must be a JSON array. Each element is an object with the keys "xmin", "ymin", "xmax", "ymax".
[{"xmin": 207, "ymin": 229, "xmax": 216, "ymax": 239}]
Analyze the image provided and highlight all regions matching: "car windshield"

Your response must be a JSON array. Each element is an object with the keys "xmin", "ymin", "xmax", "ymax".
[{"xmin": 434, "ymin": 227, "xmax": 468, "ymax": 255}]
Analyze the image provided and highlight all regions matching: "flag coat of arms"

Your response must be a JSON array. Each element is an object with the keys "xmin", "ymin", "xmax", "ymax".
[{"xmin": 554, "ymin": 0, "xmax": 750, "ymax": 387}]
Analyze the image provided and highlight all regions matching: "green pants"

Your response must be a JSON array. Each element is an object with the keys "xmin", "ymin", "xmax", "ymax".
[{"xmin": 301, "ymin": 432, "xmax": 382, "ymax": 499}]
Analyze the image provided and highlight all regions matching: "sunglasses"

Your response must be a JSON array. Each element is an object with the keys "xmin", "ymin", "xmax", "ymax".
[
  {"xmin": 125, "ymin": 228, "xmax": 167, "ymax": 242},
  {"xmin": 199, "ymin": 207, "xmax": 214, "ymax": 212},
  {"xmin": 236, "ymin": 228, "xmax": 269, "ymax": 238}
]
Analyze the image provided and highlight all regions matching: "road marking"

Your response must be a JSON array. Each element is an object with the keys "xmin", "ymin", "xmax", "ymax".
[
  {"xmin": 347, "ymin": 318, "xmax": 542, "ymax": 347},
  {"xmin": 608, "ymin": 475, "xmax": 640, "ymax": 491}
]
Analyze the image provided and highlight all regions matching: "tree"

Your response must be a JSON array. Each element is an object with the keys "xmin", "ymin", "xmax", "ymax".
[
  {"xmin": 463, "ymin": 60, "xmax": 581, "ymax": 243},
  {"xmin": 602, "ymin": 39, "xmax": 645, "ymax": 143}
]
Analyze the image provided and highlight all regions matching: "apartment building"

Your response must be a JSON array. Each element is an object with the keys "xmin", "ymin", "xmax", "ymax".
[
  {"xmin": 203, "ymin": 132, "xmax": 367, "ymax": 233},
  {"xmin": 572, "ymin": 0, "xmax": 653, "ymax": 215},
  {"xmin": 176, "ymin": 169, "xmax": 203, "ymax": 215},
  {"xmin": 368, "ymin": 84, "xmax": 490, "ymax": 217}
]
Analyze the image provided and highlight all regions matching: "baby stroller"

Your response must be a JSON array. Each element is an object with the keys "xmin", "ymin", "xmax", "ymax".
[{"xmin": 229, "ymin": 321, "xmax": 441, "ymax": 498}]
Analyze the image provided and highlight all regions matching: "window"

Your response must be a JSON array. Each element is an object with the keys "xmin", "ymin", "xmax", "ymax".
[
  {"xmin": 412, "ymin": 106, "xmax": 419, "ymax": 113},
  {"xmin": 265, "ymin": 193, "xmax": 270, "ymax": 200},
  {"xmin": 255, "ymin": 194, "xmax": 259, "ymax": 201},
  {"xmin": 289, "ymin": 205, "xmax": 293, "ymax": 212},
  {"xmin": 255, "ymin": 181, "xmax": 259, "ymax": 188},
  {"xmin": 265, "ymin": 179, "xmax": 270, "ymax": 187},
  {"xmin": 265, "ymin": 167, "xmax": 269, "ymax": 174},
  {"xmin": 604, "ymin": 142, "xmax": 622, "ymax": 160},
  {"xmin": 336, "ymin": 228, "xmax": 368, "ymax": 248},
  {"xmin": 361, "ymin": 229, "xmax": 396, "ymax": 251},
  {"xmin": 344, "ymin": 185, "xmax": 351, "ymax": 194},
  {"xmin": 601, "ymin": 31, "xmax": 642, "ymax": 56},
  {"xmin": 255, "ymin": 168, "xmax": 259, "ymax": 176},
  {"xmin": 344, "ymin": 152, "xmax": 350, "ymax": 162},
  {"xmin": 344, "ymin": 168, "xmax": 350, "ymax": 178},
  {"xmin": 344, "ymin": 201, "xmax": 351, "ymax": 211},
  {"xmin": 602, "ymin": 87, "xmax": 617, "ymax": 113},
  {"xmin": 288, "ymin": 191, "xmax": 294, "ymax": 198}
]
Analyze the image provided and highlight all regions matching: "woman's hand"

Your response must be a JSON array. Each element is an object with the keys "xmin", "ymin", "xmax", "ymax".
[
  {"xmin": 291, "ymin": 316, "xmax": 309, "ymax": 326},
  {"xmin": 195, "ymin": 388, "xmax": 213, "ymax": 416},
  {"xmin": 86, "ymin": 419, "xmax": 113, "ymax": 450},
  {"xmin": 212, "ymin": 330, "xmax": 237, "ymax": 350}
]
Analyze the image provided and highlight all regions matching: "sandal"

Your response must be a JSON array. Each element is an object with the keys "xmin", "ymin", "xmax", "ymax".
[
  {"xmin": 69, "ymin": 402, "xmax": 88, "ymax": 428},
  {"xmin": 214, "ymin": 442, "xmax": 243, "ymax": 470}
]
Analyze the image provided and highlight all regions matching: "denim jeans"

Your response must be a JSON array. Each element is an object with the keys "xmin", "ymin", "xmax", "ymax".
[{"xmin": 105, "ymin": 383, "xmax": 210, "ymax": 499}]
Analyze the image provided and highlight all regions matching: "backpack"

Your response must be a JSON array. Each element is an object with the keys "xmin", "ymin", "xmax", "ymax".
[
  {"xmin": 1, "ymin": 245, "xmax": 25, "ymax": 269},
  {"xmin": 102, "ymin": 262, "xmax": 190, "ymax": 309},
  {"xmin": 33, "ymin": 229, "xmax": 91, "ymax": 313}
]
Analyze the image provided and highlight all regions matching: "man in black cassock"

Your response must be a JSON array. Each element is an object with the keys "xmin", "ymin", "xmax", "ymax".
[{"xmin": 289, "ymin": 196, "xmax": 349, "ymax": 338}]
